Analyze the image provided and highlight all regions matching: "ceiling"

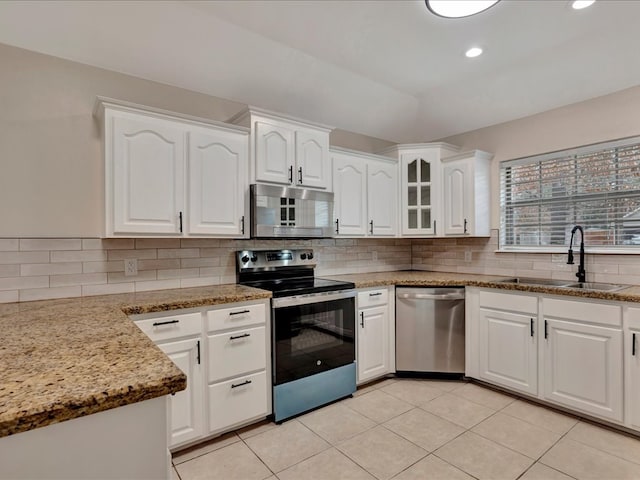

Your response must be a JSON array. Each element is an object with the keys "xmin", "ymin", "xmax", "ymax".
[{"xmin": 0, "ymin": 0, "xmax": 638, "ymax": 143}]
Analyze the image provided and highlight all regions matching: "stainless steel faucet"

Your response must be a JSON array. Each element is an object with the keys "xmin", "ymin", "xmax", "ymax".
[{"xmin": 567, "ymin": 225, "xmax": 586, "ymax": 283}]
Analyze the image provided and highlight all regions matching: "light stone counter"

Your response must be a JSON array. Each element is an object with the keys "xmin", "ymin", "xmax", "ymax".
[
  {"xmin": 326, "ymin": 270, "xmax": 640, "ymax": 302},
  {"xmin": 0, "ymin": 284, "xmax": 271, "ymax": 438}
]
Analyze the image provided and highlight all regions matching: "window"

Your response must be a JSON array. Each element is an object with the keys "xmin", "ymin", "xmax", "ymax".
[{"xmin": 500, "ymin": 137, "xmax": 640, "ymax": 250}]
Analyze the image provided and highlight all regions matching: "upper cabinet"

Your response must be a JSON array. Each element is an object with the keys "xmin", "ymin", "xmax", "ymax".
[
  {"xmin": 230, "ymin": 107, "xmax": 332, "ymax": 190},
  {"xmin": 441, "ymin": 150, "xmax": 492, "ymax": 237},
  {"xmin": 380, "ymin": 143, "xmax": 492, "ymax": 237},
  {"xmin": 96, "ymin": 98, "xmax": 249, "ymax": 238},
  {"xmin": 331, "ymin": 148, "xmax": 398, "ymax": 237}
]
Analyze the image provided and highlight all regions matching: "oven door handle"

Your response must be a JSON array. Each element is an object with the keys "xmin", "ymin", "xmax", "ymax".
[{"xmin": 272, "ymin": 289, "xmax": 356, "ymax": 308}]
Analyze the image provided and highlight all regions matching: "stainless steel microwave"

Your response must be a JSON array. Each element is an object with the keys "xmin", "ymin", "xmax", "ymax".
[{"xmin": 250, "ymin": 184, "xmax": 334, "ymax": 238}]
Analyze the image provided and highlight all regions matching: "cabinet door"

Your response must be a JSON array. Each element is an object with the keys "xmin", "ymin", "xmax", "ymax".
[
  {"xmin": 111, "ymin": 114, "xmax": 184, "ymax": 235},
  {"xmin": 543, "ymin": 318, "xmax": 623, "ymax": 422},
  {"xmin": 368, "ymin": 161, "xmax": 397, "ymax": 236},
  {"xmin": 357, "ymin": 305, "xmax": 389, "ymax": 384},
  {"xmin": 295, "ymin": 129, "xmax": 329, "ymax": 189},
  {"xmin": 333, "ymin": 153, "xmax": 367, "ymax": 236},
  {"xmin": 479, "ymin": 308, "xmax": 537, "ymax": 395},
  {"xmin": 625, "ymin": 315, "xmax": 640, "ymax": 430},
  {"xmin": 254, "ymin": 121, "xmax": 295, "ymax": 185},
  {"xmin": 187, "ymin": 128, "xmax": 248, "ymax": 237},
  {"xmin": 159, "ymin": 337, "xmax": 204, "ymax": 447},
  {"xmin": 401, "ymin": 154, "xmax": 438, "ymax": 235},
  {"xmin": 442, "ymin": 158, "xmax": 471, "ymax": 235}
]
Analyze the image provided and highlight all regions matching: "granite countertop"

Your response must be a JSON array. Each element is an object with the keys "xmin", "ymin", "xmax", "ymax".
[
  {"xmin": 326, "ymin": 270, "xmax": 640, "ymax": 302},
  {"xmin": 0, "ymin": 284, "xmax": 271, "ymax": 438}
]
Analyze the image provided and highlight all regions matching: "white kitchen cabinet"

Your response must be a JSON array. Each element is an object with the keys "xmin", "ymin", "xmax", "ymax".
[
  {"xmin": 132, "ymin": 299, "xmax": 270, "ymax": 449},
  {"xmin": 205, "ymin": 300, "xmax": 270, "ymax": 436},
  {"xmin": 97, "ymin": 98, "xmax": 249, "ymax": 238},
  {"xmin": 230, "ymin": 107, "xmax": 332, "ymax": 189},
  {"xmin": 357, "ymin": 287, "xmax": 395, "ymax": 384},
  {"xmin": 441, "ymin": 150, "xmax": 492, "ymax": 236},
  {"xmin": 133, "ymin": 311, "xmax": 204, "ymax": 448},
  {"xmin": 541, "ymin": 297, "xmax": 623, "ymax": 423},
  {"xmin": 379, "ymin": 143, "xmax": 460, "ymax": 236},
  {"xmin": 478, "ymin": 290, "xmax": 538, "ymax": 396},
  {"xmin": 625, "ymin": 307, "xmax": 640, "ymax": 431},
  {"xmin": 332, "ymin": 148, "xmax": 397, "ymax": 237},
  {"xmin": 187, "ymin": 126, "xmax": 248, "ymax": 236}
]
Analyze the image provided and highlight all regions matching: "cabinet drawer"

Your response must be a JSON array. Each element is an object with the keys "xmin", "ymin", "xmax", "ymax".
[
  {"xmin": 135, "ymin": 312, "xmax": 202, "ymax": 343},
  {"xmin": 358, "ymin": 288, "xmax": 388, "ymax": 308},
  {"xmin": 208, "ymin": 326, "xmax": 266, "ymax": 382},
  {"xmin": 208, "ymin": 371, "xmax": 268, "ymax": 433},
  {"xmin": 543, "ymin": 297, "xmax": 621, "ymax": 327},
  {"xmin": 626, "ymin": 306, "xmax": 640, "ymax": 329},
  {"xmin": 480, "ymin": 290, "xmax": 537, "ymax": 314},
  {"xmin": 206, "ymin": 303, "xmax": 266, "ymax": 332}
]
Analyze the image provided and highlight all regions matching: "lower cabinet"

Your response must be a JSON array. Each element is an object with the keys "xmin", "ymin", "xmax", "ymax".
[
  {"xmin": 132, "ymin": 299, "xmax": 270, "ymax": 450},
  {"xmin": 542, "ymin": 297, "xmax": 623, "ymax": 422},
  {"xmin": 478, "ymin": 291, "xmax": 538, "ymax": 396},
  {"xmin": 356, "ymin": 287, "xmax": 395, "ymax": 384},
  {"xmin": 468, "ymin": 287, "xmax": 626, "ymax": 428},
  {"xmin": 625, "ymin": 307, "xmax": 640, "ymax": 431}
]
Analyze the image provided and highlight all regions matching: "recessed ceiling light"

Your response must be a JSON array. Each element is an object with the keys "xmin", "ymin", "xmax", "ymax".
[
  {"xmin": 465, "ymin": 47, "xmax": 483, "ymax": 58},
  {"xmin": 426, "ymin": 0, "xmax": 500, "ymax": 18},
  {"xmin": 572, "ymin": 0, "xmax": 595, "ymax": 9}
]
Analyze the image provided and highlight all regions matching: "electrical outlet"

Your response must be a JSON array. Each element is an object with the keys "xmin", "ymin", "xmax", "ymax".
[
  {"xmin": 372, "ymin": 251, "xmax": 378, "ymax": 261},
  {"xmin": 124, "ymin": 258, "xmax": 138, "ymax": 276},
  {"xmin": 464, "ymin": 251, "xmax": 472, "ymax": 262}
]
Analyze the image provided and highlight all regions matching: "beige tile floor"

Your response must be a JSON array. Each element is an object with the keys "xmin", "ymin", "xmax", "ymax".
[{"xmin": 172, "ymin": 378, "xmax": 640, "ymax": 480}]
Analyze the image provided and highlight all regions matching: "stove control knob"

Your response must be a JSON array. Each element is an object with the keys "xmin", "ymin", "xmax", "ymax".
[
  {"xmin": 300, "ymin": 253, "xmax": 307, "ymax": 260},
  {"xmin": 250, "ymin": 254, "xmax": 258, "ymax": 262},
  {"xmin": 307, "ymin": 252, "xmax": 314, "ymax": 260},
  {"xmin": 241, "ymin": 254, "xmax": 250, "ymax": 263}
]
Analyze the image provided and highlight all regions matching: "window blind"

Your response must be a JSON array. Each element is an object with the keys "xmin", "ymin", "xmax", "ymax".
[{"xmin": 500, "ymin": 137, "xmax": 640, "ymax": 249}]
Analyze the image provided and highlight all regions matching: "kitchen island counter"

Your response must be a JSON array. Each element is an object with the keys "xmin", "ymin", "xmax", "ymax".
[{"xmin": 0, "ymin": 284, "xmax": 271, "ymax": 438}]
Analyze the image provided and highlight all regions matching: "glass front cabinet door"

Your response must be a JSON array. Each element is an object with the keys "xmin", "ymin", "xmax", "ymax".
[{"xmin": 401, "ymin": 153, "xmax": 440, "ymax": 235}]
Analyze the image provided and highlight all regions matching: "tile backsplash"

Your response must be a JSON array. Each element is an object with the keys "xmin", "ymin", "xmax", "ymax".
[
  {"xmin": 412, "ymin": 229, "xmax": 640, "ymax": 285},
  {"xmin": 2, "ymin": 231, "xmax": 640, "ymax": 304},
  {"xmin": 0, "ymin": 238, "xmax": 411, "ymax": 303}
]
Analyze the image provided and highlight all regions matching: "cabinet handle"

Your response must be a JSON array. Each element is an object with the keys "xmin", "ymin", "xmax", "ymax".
[
  {"xmin": 152, "ymin": 319, "xmax": 179, "ymax": 327},
  {"xmin": 231, "ymin": 379, "xmax": 252, "ymax": 389},
  {"xmin": 369, "ymin": 292, "xmax": 383, "ymax": 297},
  {"xmin": 544, "ymin": 320, "xmax": 548, "ymax": 339},
  {"xmin": 298, "ymin": 166, "xmax": 303, "ymax": 183},
  {"xmin": 179, "ymin": 211, "xmax": 183, "ymax": 233},
  {"xmin": 434, "ymin": 220, "xmax": 437, "ymax": 235},
  {"xmin": 369, "ymin": 220, "xmax": 374, "ymax": 235},
  {"xmin": 241, "ymin": 215, "xmax": 245, "ymax": 235},
  {"xmin": 229, "ymin": 309, "xmax": 250, "ymax": 316},
  {"xmin": 288, "ymin": 166, "xmax": 293, "ymax": 184},
  {"xmin": 360, "ymin": 312, "xmax": 365, "ymax": 328},
  {"xmin": 463, "ymin": 218, "xmax": 468, "ymax": 234},
  {"xmin": 230, "ymin": 333, "xmax": 251, "ymax": 340},
  {"xmin": 633, "ymin": 333, "xmax": 637, "ymax": 356},
  {"xmin": 530, "ymin": 318, "xmax": 534, "ymax": 337},
  {"xmin": 335, "ymin": 219, "xmax": 340, "ymax": 234},
  {"xmin": 196, "ymin": 340, "xmax": 201, "ymax": 365}
]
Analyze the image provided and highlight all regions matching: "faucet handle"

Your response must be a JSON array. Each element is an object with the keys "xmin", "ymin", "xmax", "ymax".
[{"xmin": 567, "ymin": 249, "xmax": 574, "ymax": 265}]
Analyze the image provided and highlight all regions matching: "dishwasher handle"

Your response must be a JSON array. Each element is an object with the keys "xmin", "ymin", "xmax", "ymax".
[{"xmin": 397, "ymin": 292, "xmax": 465, "ymax": 301}]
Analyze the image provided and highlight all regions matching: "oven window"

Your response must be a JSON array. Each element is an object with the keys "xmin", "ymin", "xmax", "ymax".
[{"xmin": 273, "ymin": 297, "xmax": 355, "ymax": 385}]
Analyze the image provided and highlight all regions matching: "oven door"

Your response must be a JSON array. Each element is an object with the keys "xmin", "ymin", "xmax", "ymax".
[{"xmin": 272, "ymin": 290, "xmax": 356, "ymax": 386}]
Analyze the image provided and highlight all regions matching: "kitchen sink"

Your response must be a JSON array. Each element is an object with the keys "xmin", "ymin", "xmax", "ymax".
[
  {"xmin": 498, "ymin": 277, "xmax": 628, "ymax": 293},
  {"xmin": 498, "ymin": 277, "xmax": 574, "ymax": 287},
  {"xmin": 562, "ymin": 282, "xmax": 628, "ymax": 292}
]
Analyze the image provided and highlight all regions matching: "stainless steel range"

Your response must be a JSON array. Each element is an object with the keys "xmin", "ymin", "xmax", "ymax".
[{"xmin": 237, "ymin": 249, "xmax": 356, "ymax": 422}]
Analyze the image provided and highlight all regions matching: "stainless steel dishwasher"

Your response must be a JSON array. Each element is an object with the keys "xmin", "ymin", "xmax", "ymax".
[{"xmin": 395, "ymin": 287, "xmax": 465, "ymax": 374}]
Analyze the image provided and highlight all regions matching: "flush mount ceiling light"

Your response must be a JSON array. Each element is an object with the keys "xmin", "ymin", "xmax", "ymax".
[
  {"xmin": 426, "ymin": 0, "xmax": 500, "ymax": 18},
  {"xmin": 572, "ymin": 0, "xmax": 595, "ymax": 9},
  {"xmin": 465, "ymin": 47, "xmax": 483, "ymax": 58}
]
